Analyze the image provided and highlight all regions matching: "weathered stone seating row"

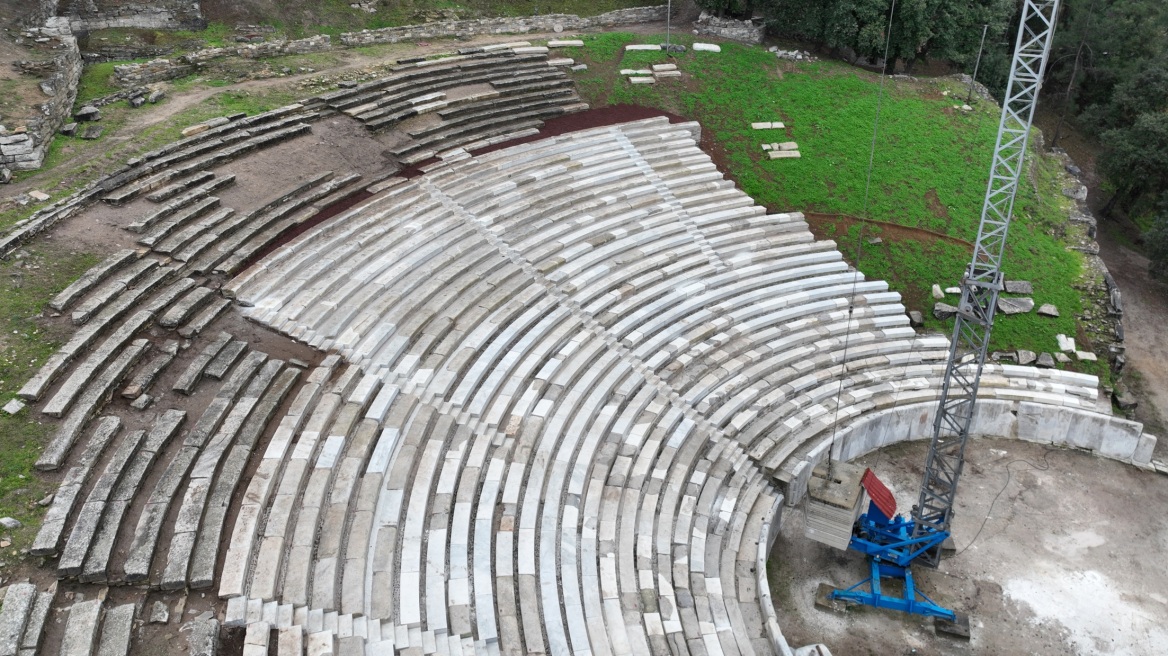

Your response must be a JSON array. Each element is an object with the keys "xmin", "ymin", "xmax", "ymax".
[
  {"xmin": 0, "ymin": 581, "xmax": 55, "ymax": 656},
  {"xmin": 182, "ymin": 171, "xmax": 363, "ymax": 278},
  {"xmin": 101, "ymin": 106, "xmax": 319, "ymax": 206},
  {"xmin": 0, "ymin": 105, "xmax": 317, "ymax": 260},
  {"xmin": 223, "ymin": 118, "xmax": 1131, "ymax": 655}
]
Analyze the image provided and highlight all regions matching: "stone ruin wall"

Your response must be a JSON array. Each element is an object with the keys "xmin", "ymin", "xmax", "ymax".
[
  {"xmin": 693, "ymin": 11, "xmax": 764, "ymax": 44},
  {"xmin": 58, "ymin": 0, "xmax": 205, "ymax": 30},
  {"xmin": 339, "ymin": 6, "xmax": 668, "ymax": 45},
  {"xmin": 1, "ymin": 18, "xmax": 83, "ymax": 172},
  {"xmin": 112, "ymin": 6, "xmax": 667, "ymax": 87}
]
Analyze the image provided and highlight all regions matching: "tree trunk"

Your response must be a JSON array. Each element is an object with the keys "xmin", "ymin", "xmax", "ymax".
[{"xmin": 1052, "ymin": 40, "xmax": 1086, "ymax": 149}]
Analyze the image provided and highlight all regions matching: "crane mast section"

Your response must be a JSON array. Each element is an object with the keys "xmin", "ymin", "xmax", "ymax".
[{"xmin": 911, "ymin": 0, "xmax": 1061, "ymax": 567}]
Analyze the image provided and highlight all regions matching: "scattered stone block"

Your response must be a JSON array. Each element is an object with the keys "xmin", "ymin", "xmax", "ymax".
[
  {"xmin": 908, "ymin": 310, "xmax": 923, "ymax": 327},
  {"xmin": 0, "ymin": 517, "xmax": 20, "ymax": 529},
  {"xmin": 751, "ymin": 122, "xmax": 785, "ymax": 129},
  {"xmin": 997, "ymin": 297, "xmax": 1034, "ymax": 315},
  {"xmin": 130, "ymin": 96, "xmax": 146, "ymax": 109},
  {"xmin": 81, "ymin": 125, "xmax": 104, "ymax": 140},
  {"xmin": 547, "ymin": 58, "xmax": 574, "ymax": 66},
  {"xmin": 74, "ymin": 106, "xmax": 101, "ymax": 122},
  {"xmin": 1037, "ymin": 303, "xmax": 1059, "ymax": 317},
  {"xmin": 629, "ymin": 77, "xmax": 656, "ymax": 85},
  {"xmin": 1055, "ymin": 352, "xmax": 1071, "ymax": 364},
  {"xmin": 932, "ymin": 284, "xmax": 944, "ymax": 300},
  {"xmin": 1114, "ymin": 387, "xmax": 1138, "ymax": 410},
  {"xmin": 1055, "ymin": 334, "xmax": 1076, "ymax": 353},
  {"xmin": 1005, "ymin": 280, "xmax": 1033, "ymax": 294},
  {"xmin": 651, "ymin": 63, "xmax": 678, "ymax": 72},
  {"xmin": 1076, "ymin": 351, "xmax": 1098, "ymax": 362},
  {"xmin": 625, "ymin": 44, "xmax": 661, "ymax": 51},
  {"xmin": 2, "ymin": 399, "xmax": 24, "ymax": 415},
  {"xmin": 60, "ymin": 123, "xmax": 78, "ymax": 136},
  {"xmin": 548, "ymin": 40, "xmax": 584, "ymax": 47},
  {"xmin": 620, "ymin": 69, "xmax": 651, "ymax": 75},
  {"xmin": 761, "ymin": 144, "xmax": 772, "ymax": 151},
  {"xmin": 694, "ymin": 43, "xmax": 721, "ymax": 52},
  {"xmin": 944, "ymin": 286, "xmax": 961, "ymax": 294},
  {"xmin": 150, "ymin": 601, "xmax": 169, "ymax": 624},
  {"xmin": 181, "ymin": 124, "xmax": 210, "ymax": 137},
  {"xmin": 777, "ymin": 141, "xmax": 798, "ymax": 150},
  {"xmin": 1036, "ymin": 353, "xmax": 1056, "ymax": 368},
  {"xmin": 28, "ymin": 190, "xmax": 50, "ymax": 202},
  {"xmin": 131, "ymin": 394, "xmax": 153, "ymax": 410},
  {"xmin": 654, "ymin": 70, "xmax": 682, "ymax": 78},
  {"xmin": 934, "ymin": 302, "xmax": 958, "ymax": 319},
  {"xmin": 569, "ymin": 64, "xmax": 588, "ymax": 71},
  {"xmin": 767, "ymin": 150, "xmax": 801, "ymax": 159},
  {"xmin": 148, "ymin": 90, "xmax": 166, "ymax": 104},
  {"xmin": 1017, "ymin": 350, "xmax": 1037, "ymax": 365}
]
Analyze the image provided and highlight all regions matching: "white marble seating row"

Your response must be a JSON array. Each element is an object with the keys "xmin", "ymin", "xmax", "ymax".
[{"xmin": 224, "ymin": 118, "xmax": 1111, "ymax": 656}]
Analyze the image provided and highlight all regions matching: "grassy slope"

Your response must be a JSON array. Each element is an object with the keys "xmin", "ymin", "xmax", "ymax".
[
  {"xmin": 0, "ymin": 248, "xmax": 100, "ymax": 550},
  {"xmin": 571, "ymin": 33, "xmax": 1097, "ymax": 377}
]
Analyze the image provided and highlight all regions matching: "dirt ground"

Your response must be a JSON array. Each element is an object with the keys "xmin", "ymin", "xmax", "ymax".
[{"xmin": 772, "ymin": 438, "xmax": 1168, "ymax": 656}]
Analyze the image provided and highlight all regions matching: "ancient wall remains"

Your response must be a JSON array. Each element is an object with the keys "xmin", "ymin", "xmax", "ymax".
[
  {"xmin": 339, "ymin": 6, "xmax": 668, "ymax": 46},
  {"xmin": 692, "ymin": 11, "xmax": 764, "ymax": 44},
  {"xmin": 60, "ymin": 0, "xmax": 204, "ymax": 31},
  {"xmin": 1, "ymin": 19, "xmax": 84, "ymax": 172}
]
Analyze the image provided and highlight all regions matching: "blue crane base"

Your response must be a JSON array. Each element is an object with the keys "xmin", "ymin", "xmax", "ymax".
[{"xmin": 815, "ymin": 501, "xmax": 971, "ymax": 639}]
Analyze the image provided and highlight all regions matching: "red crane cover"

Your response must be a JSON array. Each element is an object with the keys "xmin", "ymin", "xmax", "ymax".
[{"xmin": 861, "ymin": 468, "xmax": 897, "ymax": 519}]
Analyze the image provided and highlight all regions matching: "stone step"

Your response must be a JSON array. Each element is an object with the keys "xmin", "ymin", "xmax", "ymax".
[
  {"xmin": 58, "ymin": 425, "xmax": 147, "ymax": 578},
  {"xmin": 159, "ymin": 286, "xmax": 217, "ymax": 328},
  {"xmin": 82, "ymin": 409, "xmax": 186, "ymax": 583},
  {"xmin": 179, "ymin": 296, "xmax": 232, "ymax": 339},
  {"xmin": 126, "ymin": 174, "xmax": 236, "ymax": 234},
  {"xmin": 49, "ymin": 248, "xmax": 141, "ymax": 312},
  {"xmin": 0, "ymin": 583, "xmax": 36, "ymax": 656},
  {"xmin": 138, "ymin": 196, "xmax": 223, "ymax": 248},
  {"xmin": 205, "ymin": 340, "xmax": 248, "ymax": 380},
  {"xmin": 94, "ymin": 602, "xmax": 135, "ymax": 656},
  {"xmin": 70, "ymin": 257, "xmax": 160, "ymax": 326},
  {"xmin": 155, "ymin": 207, "xmax": 236, "ymax": 257},
  {"xmin": 19, "ymin": 264, "xmax": 175, "ymax": 402},
  {"xmin": 172, "ymin": 331, "xmax": 234, "ymax": 395},
  {"xmin": 189, "ymin": 365, "xmax": 300, "ymax": 589},
  {"xmin": 37, "ymin": 339, "xmax": 151, "ymax": 471},
  {"xmin": 32, "ymin": 417, "xmax": 121, "ymax": 556},
  {"xmin": 18, "ymin": 584, "xmax": 55, "ymax": 655},
  {"xmin": 58, "ymin": 596, "xmax": 103, "ymax": 656},
  {"xmin": 161, "ymin": 353, "xmax": 272, "ymax": 589},
  {"xmin": 145, "ymin": 170, "xmax": 216, "ymax": 203},
  {"xmin": 42, "ymin": 310, "xmax": 155, "ymax": 417},
  {"xmin": 122, "ymin": 340, "xmax": 178, "ymax": 399},
  {"xmin": 122, "ymin": 392, "xmax": 235, "ymax": 582}
]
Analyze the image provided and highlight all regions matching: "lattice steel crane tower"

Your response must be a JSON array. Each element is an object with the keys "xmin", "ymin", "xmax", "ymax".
[{"xmin": 808, "ymin": 0, "xmax": 1062, "ymax": 634}]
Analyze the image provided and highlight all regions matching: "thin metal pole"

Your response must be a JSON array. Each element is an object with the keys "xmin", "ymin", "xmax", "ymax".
[{"xmin": 966, "ymin": 24, "xmax": 989, "ymax": 104}]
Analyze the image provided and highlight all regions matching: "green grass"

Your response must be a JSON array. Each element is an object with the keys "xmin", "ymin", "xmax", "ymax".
[
  {"xmin": 0, "ymin": 247, "xmax": 100, "ymax": 553},
  {"xmin": 76, "ymin": 61, "xmax": 125, "ymax": 105},
  {"xmin": 573, "ymin": 35, "xmax": 1092, "ymax": 363}
]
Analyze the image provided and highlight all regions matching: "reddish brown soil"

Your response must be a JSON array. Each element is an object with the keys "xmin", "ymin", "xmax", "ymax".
[{"xmin": 804, "ymin": 212, "xmax": 972, "ymax": 249}]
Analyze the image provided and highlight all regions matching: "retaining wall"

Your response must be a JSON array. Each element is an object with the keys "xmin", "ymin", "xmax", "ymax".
[
  {"xmin": 113, "ymin": 35, "xmax": 331, "ymax": 86},
  {"xmin": 781, "ymin": 399, "xmax": 1155, "ymax": 507},
  {"xmin": 1, "ymin": 19, "xmax": 83, "ymax": 171},
  {"xmin": 62, "ymin": 0, "xmax": 204, "ymax": 30},
  {"xmin": 339, "ymin": 6, "xmax": 668, "ymax": 45}
]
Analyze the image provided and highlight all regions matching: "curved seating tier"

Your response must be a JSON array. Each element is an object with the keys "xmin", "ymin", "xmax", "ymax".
[
  {"xmin": 221, "ymin": 117, "xmax": 1123, "ymax": 655},
  {"xmin": 303, "ymin": 48, "xmax": 588, "ymax": 166}
]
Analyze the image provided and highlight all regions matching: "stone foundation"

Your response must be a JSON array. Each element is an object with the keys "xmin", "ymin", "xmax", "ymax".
[
  {"xmin": 693, "ymin": 11, "xmax": 764, "ymax": 44},
  {"xmin": 113, "ymin": 35, "xmax": 331, "ymax": 86}
]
